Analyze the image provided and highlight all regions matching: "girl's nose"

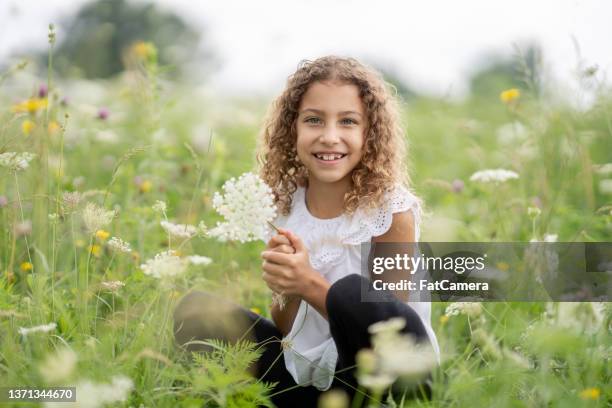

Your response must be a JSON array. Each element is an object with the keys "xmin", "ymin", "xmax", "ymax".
[{"xmin": 319, "ymin": 125, "xmax": 340, "ymax": 144}]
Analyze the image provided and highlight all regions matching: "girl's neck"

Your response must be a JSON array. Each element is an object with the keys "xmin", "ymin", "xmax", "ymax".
[{"xmin": 304, "ymin": 177, "xmax": 351, "ymax": 219}]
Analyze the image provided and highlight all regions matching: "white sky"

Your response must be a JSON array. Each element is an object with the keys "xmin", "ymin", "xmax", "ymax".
[{"xmin": 0, "ymin": 0, "xmax": 609, "ymax": 99}]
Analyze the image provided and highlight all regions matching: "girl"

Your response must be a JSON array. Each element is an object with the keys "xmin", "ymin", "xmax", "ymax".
[{"xmin": 174, "ymin": 56, "xmax": 440, "ymax": 407}]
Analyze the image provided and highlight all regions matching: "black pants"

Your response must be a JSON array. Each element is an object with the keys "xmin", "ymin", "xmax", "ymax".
[{"xmin": 173, "ymin": 274, "xmax": 432, "ymax": 407}]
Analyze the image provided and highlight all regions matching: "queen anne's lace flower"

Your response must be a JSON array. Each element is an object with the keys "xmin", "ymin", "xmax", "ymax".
[
  {"xmin": 152, "ymin": 200, "xmax": 167, "ymax": 214},
  {"xmin": 0, "ymin": 152, "xmax": 36, "ymax": 172},
  {"xmin": 208, "ymin": 172, "xmax": 277, "ymax": 242},
  {"xmin": 357, "ymin": 373, "xmax": 395, "ymax": 393},
  {"xmin": 356, "ymin": 317, "xmax": 437, "ymax": 391},
  {"xmin": 470, "ymin": 168, "xmax": 519, "ymax": 183},
  {"xmin": 19, "ymin": 322, "xmax": 57, "ymax": 337},
  {"xmin": 445, "ymin": 302, "xmax": 483, "ymax": 318},
  {"xmin": 594, "ymin": 163, "xmax": 612, "ymax": 176},
  {"xmin": 140, "ymin": 250, "xmax": 187, "ymax": 279},
  {"xmin": 160, "ymin": 220, "xmax": 197, "ymax": 239},
  {"xmin": 101, "ymin": 280, "xmax": 125, "ymax": 292},
  {"xmin": 62, "ymin": 191, "xmax": 82, "ymax": 213},
  {"xmin": 374, "ymin": 334, "xmax": 438, "ymax": 378},
  {"xmin": 82, "ymin": 203, "xmax": 115, "ymax": 234},
  {"xmin": 107, "ymin": 236, "xmax": 132, "ymax": 253},
  {"xmin": 368, "ymin": 317, "xmax": 406, "ymax": 335},
  {"xmin": 187, "ymin": 255, "xmax": 212, "ymax": 266},
  {"xmin": 43, "ymin": 375, "xmax": 133, "ymax": 408},
  {"xmin": 38, "ymin": 348, "xmax": 77, "ymax": 383}
]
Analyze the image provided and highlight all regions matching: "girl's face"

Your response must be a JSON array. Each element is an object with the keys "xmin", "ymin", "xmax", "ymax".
[{"xmin": 296, "ymin": 80, "xmax": 366, "ymax": 186}]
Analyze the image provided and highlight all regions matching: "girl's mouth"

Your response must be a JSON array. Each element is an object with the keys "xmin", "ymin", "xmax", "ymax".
[{"xmin": 312, "ymin": 153, "xmax": 347, "ymax": 164}]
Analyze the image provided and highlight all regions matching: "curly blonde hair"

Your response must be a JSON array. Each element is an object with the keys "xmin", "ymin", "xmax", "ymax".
[{"xmin": 257, "ymin": 55, "xmax": 414, "ymax": 216}]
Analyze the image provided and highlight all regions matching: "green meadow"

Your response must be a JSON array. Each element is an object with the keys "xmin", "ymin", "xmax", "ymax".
[{"xmin": 0, "ymin": 32, "xmax": 610, "ymax": 407}]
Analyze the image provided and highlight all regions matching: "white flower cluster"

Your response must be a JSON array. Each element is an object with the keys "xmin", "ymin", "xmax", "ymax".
[
  {"xmin": 187, "ymin": 255, "xmax": 212, "ymax": 266},
  {"xmin": 594, "ymin": 163, "xmax": 612, "ymax": 176},
  {"xmin": 470, "ymin": 168, "xmax": 519, "ymax": 184},
  {"xmin": 107, "ymin": 236, "xmax": 132, "ymax": 253},
  {"xmin": 599, "ymin": 179, "xmax": 612, "ymax": 194},
  {"xmin": 19, "ymin": 322, "xmax": 57, "ymax": 337},
  {"xmin": 208, "ymin": 172, "xmax": 277, "ymax": 243},
  {"xmin": 529, "ymin": 233, "xmax": 558, "ymax": 243},
  {"xmin": 444, "ymin": 302, "xmax": 483, "ymax": 318},
  {"xmin": 0, "ymin": 151, "xmax": 36, "ymax": 172},
  {"xmin": 196, "ymin": 220, "xmax": 208, "ymax": 237},
  {"xmin": 496, "ymin": 121, "xmax": 528, "ymax": 145},
  {"xmin": 549, "ymin": 302, "xmax": 606, "ymax": 334},
  {"xmin": 38, "ymin": 348, "xmax": 77, "ymax": 383},
  {"xmin": 160, "ymin": 220, "xmax": 197, "ymax": 239},
  {"xmin": 62, "ymin": 191, "xmax": 82, "ymax": 213},
  {"xmin": 356, "ymin": 317, "xmax": 438, "ymax": 392},
  {"xmin": 152, "ymin": 200, "xmax": 167, "ymax": 214},
  {"xmin": 101, "ymin": 280, "xmax": 125, "ymax": 292},
  {"xmin": 82, "ymin": 203, "xmax": 115, "ymax": 234},
  {"xmin": 140, "ymin": 250, "xmax": 187, "ymax": 279},
  {"xmin": 44, "ymin": 375, "xmax": 133, "ymax": 408}
]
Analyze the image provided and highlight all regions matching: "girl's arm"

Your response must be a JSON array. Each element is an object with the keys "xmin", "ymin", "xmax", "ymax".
[
  {"xmin": 270, "ymin": 295, "xmax": 301, "ymax": 337},
  {"xmin": 371, "ymin": 210, "xmax": 416, "ymax": 302}
]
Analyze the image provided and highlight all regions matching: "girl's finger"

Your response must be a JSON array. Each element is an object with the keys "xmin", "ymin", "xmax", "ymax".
[
  {"xmin": 261, "ymin": 250, "xmax": 292, "ymax": 266},
  {"xmin": 272, "ymin": 234, "xmax": 291, "ymax": 246},
  {"xmin": 261, "ymin": 259, "xmax": 286, "ymax": 276},
  {"xmin": 261, "ymin": 272, "xmax": 281, "ymax": 293},
  {"xmin": 272, "ymin": 244, "xmax": 295, "ymax": 254},
  {"xmin": 284, "ymin": 230, "xmax": 305, "ymax": 252}
]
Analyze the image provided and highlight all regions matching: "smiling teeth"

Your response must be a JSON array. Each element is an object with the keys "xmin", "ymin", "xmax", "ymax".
[{"xmin": 315, "ymin": 154, "xmax": 344, "ymax": 161}]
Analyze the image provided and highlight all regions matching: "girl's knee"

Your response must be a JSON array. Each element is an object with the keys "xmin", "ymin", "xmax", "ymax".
[
  {"xmin": 173, "ymin": 290, "xmax": 255, "ymax": 352},
  {"xmin": 326, "ymin": 274, "xmax": 367, "ymax": 318},
  {"xmin": 173, "ymin": 290, "xmax": 216, "ymax": 351}
]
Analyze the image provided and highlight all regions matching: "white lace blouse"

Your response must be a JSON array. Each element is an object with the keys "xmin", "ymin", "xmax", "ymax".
[{"xmin": 262, "ymin": 184, "xmax": 440, "ymax": 391}]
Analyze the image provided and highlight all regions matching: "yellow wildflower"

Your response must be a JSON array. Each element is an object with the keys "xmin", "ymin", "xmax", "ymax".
[
  {"xmin": 500, "ymin": 88, "xmax": 520, "ymax": 103},
  {"xmin": 48, "ymin": 121, "xmax": 60, "ymax": 135},
  {"xmin": 439, "ymin": 315, "xmax": 449, "ymax": 325},
  {"xmin": 20, "ymin": 262, "xmax": 33, "ymax": 272},
  {"xmin": 12, "ymin": 98, "xmax": 48, "ymax": 114},
  {"xmin": 250, "ymin": 307, "xmax": 262, "ymax": 315},
  {"xmin": 88, "ymin": 244, "xmax": 102, "ymax": 257},
  {"xmin": 131, "ymin": 41, "xmax": 157, "ymax": 60},
  {"xmin": 496, "ymin": 262, "xmax": 510, "ymax": 271},
  {"xmin": 139, "ymin": 180, "xmax": 153, "ymax": 193},
  {"xmin": 95, "ymin": 229, "xmax": 110, "ymax": 241},
  {"xmin": 21, "ymin": 120, "xmax": 36, "ymax": 135},
  {"xmin": 579, "ymin": 387, "xmax": 600, "ymax": 400}
]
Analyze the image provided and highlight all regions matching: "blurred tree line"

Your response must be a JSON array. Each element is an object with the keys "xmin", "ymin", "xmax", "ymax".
[
  {"xmin": 48, "ymin": 0, "xmax": 211, "ymax": 78},
  {"xmin": 32, "ymin": 0, "xmax": 543, "ymax": 99},
  {"xmin": 374, "ymin": 43, "xmax": 543, "ymax": 102}
]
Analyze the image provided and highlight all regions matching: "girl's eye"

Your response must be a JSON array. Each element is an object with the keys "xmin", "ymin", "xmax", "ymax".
[
  {"xmin": 305, "ymin": 117, "xmax": 322, "ymax": 124},
  {"xmin": 340, "ymin": 118, "xmax": 357, "ymax": 125}
]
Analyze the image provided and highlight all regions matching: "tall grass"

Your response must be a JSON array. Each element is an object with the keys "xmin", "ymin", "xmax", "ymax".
[{"xmin": 0, "ymin": 29, "xmax": 610, "ymax": 407}]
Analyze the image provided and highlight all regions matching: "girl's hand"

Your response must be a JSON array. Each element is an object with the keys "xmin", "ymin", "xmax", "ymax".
[
  {"xmin": 265, "ymin": 231, "xmax": 295, "ymax": 255},
  {"xmin": 261, "ymin": 228, "xmax": 317, "ymax": 297}
]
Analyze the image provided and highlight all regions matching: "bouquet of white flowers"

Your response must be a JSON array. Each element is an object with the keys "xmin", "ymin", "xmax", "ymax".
[{"xmin": 209, "ymin": 172, "xmax": 287, "ymax": 308}]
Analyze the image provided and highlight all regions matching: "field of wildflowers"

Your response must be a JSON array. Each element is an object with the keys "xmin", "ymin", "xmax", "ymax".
[{"xmin": 0, "ymin": 27, "xmax": 610, "ymax": 407}]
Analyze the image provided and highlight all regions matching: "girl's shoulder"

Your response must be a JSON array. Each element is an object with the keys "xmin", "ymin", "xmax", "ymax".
[
  {"xmin": 343, "ymin": 183, "xmax": 423, "ymax": 244},
  {"xmin": 262, "ymin": 183, "xmax": 422, "ymax": 245}
]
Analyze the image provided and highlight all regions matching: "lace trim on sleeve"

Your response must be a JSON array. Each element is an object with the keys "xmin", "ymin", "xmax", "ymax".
[{"xmin": 341, "ymin": 184, "xmax": 422, "ymax": 245}]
